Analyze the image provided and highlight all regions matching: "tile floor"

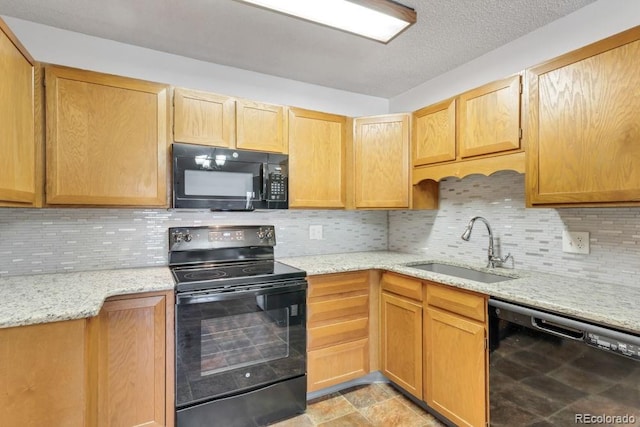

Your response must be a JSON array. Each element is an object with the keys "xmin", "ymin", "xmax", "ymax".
[{"xmin": 270, "ymin": 383, "xmax": 446, "ymax": 427}]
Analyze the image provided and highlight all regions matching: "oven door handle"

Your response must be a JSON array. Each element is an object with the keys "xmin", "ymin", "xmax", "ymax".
[{"xmin": 176, "ymin": 282, "xmax": 307, "ymax": 305}]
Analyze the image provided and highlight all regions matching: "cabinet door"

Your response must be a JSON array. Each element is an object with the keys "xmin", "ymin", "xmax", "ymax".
[
  {"xmin": 413, "ymin": 98, "xmax": 456, "ymax": 166},
  {"xmin": 425, "ymin": 307, "xmax": 486, "ymax": 427},
  {"xmin": 288, "ymin": 108, "xmax": 346, "ymax": 208},
  {"xmin": 0, "ymin": 19, "xmax": 38, "ymax": 207},
  {"xmin": 173, "ymin": 87, "xmax": 235, "ymax": 147},
  {"xmin": 458, "ymin": 74, "xmax": 521, "ymax": 159},
  {"xmin": 308, "ymin": 339, "xmax": 369, "ymax": 392},
  {"xmin": 0, "ymin": 320, "xmax": 88, "ymax": 426},
  {"xmin": 527, "ymin": 27, "xmax": 640, "ymax": 206},
  {"xmin": 354, "ymin": 114, "xmax": 410, "ymax": 208},
  {"xmin": 380, "ymin": 291, "xmax": 422, "ymax": 399},
  {"xmin": 93, "ymin": 294, "xmax": 168, "ymax": 427},
  {"xmin": 45, "ymin": 66, "xmax": 169, "ymax": 206},
  {"xmin": 236, "ymin": 99, "xmax": 286, "ymax": 153}
]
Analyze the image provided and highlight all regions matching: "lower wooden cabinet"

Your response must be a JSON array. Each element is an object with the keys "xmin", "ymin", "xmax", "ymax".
[
  {"xmin": 89, "ymin": 292, "xmax": 174, "ymax": 427},
  {"xmin": 0, "ymin": 290, "xmax": 174, "ymax": 427},
  {"xmin": 0, "ymin": 319, "xmax": 89, "ymax": 426},
  {"xmin": 425, "ymin": 284, "xmax": 487, "ymax": 427},
  {"xmin": 380, "ymin": 290, "xmax": 423, "ymax": 399},
  {"xmin": 308, "ymin": 338, "xmax": 369, "ymax": 391},
  {"xmin": 307, "ymin": 271, "xmax": 371, "ymax": 392}
]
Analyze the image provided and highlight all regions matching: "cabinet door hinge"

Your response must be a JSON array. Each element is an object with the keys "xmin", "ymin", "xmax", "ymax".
[
  {"xmin": 485, "ymin": 337, "xmax": 488, "ymax": 350},
  {"xmin": 519, "ymin": 81, "xmax": 523, "ymax": 94},
  {"xmin": 519, "ymin": 128, "xmax": 523, "ymax": 140}
]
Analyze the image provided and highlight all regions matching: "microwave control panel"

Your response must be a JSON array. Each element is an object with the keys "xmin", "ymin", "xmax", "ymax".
[{"xmin": 266, "ymin": 167, "xmax": 287, "ymax": 201}]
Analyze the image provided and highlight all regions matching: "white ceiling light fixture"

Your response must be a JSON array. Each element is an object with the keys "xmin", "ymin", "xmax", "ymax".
[{"xmin": 237, "ymin": 0, "xmax": 417, "ymax": 43}]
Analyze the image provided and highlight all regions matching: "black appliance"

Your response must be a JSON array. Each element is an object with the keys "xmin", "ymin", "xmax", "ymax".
[
  {"xmin": 489, "ymin": 299, "xmax": 640, "ymax": 426},
  {"xmin": 172, "ymin": 142, "xmax": 288, "ymax": 211},
  {"xmin": 170, "ymin": 225, "xmax": 307, "ymax": 427}
]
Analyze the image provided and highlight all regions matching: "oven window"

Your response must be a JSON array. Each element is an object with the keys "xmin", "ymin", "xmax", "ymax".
[
  {"xmin": 185, "ymin": 170, "xmax": 253, "ymax": 197},
  {"xmin": 176, "ymin": 289, "xmax": 306, "ymax": 408},
  {"xmin": 200, "ymin": 308, "xmax": 289, "ymax": 376}
]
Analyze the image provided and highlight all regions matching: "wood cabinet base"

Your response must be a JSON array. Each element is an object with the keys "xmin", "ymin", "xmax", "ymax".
[
  {"xmin": 307, "ymin": 339, "xmax": 370, "ymax": 392},
  {"xmin": 0, "ymin": 291, "xmax": 174, "ymax": 427}
]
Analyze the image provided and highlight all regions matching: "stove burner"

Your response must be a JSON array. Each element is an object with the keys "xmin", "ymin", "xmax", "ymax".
[
  {"xmin": 182, "ymin": 269, "xmax": 228, "ymax": 281},
  {"xmin": 242, "ymin": 265, "xmax": 274, "ymax": 274}
]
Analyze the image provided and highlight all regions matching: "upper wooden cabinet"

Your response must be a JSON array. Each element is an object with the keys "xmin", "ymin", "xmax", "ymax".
[
  {"xmin": 173, "ymin": 87, "xmax": 235, "ymax": 147},
  {"xmin": 354, "ymin": 114, "xmax": 410, "ymax": 208},
  {"xmin": 236, "ymin": 99, "xmax": 287, "ymax": 153},
  {"xmin": 0, "ymin": 19, "xmax": 40, "ymax": 207},
  {"xmin": 526, "ymin": 26, "xmax": 640, "ymax": 207},
  {"xmin": 458, "ymin": 74, "xmax": 521, "ymax": 159},
  {"xmin": 413, "ymin": 98, "xmax": 456, "ymax": 167},
  {"xmin": 288, "ymin": 107, "xmax": 347, "ymax": 208},
  {"xmin": 45, "ymin": 66, "xmax": 169, "ymax": 206},
  {"xmin": 411, "ymin": 75, "xmax": 524, "ymax": 184}
]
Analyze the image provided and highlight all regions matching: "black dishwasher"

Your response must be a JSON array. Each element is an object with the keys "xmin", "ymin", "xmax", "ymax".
[{"xmin": 488, "ymin": 299, "xmax": 640, "ymax": 426}]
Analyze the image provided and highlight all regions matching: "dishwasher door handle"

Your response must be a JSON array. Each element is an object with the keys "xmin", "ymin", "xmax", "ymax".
[{"xmin": 531, "ymin": 317, "xmax": 585, "ymax": 341}]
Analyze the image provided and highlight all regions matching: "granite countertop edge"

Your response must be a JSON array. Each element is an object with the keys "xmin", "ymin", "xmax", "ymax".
[
  {"xmin": 279, "ymin": 251, "xmax": 640, "ymax": 335},
  {"xmin": 1, "ymin": 251, "xmax": 638, "ymax": 335},
  {"xmin": 0, "ymin": 266, "xmax": 174, "ymax": 329}
]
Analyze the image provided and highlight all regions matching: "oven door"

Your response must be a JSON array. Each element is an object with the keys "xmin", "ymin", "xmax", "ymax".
[{"xmin": 175, "ymin": 281, "xmax": 307, "ymax": 409}]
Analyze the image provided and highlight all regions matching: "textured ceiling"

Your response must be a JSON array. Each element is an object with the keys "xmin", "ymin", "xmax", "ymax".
[{"xmin": 0, "ymin": 0, "xmax": 597, "ymax": 97}]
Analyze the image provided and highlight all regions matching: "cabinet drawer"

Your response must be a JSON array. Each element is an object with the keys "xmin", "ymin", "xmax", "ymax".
[
  {"xmin": 308, "ymin": 317, "xmax": 368, "ymax": 350},
  {"xmin": 381, "ymin": 272, "xmax": 423, "ymax": 301},
  {"xmin": 307, "ymin": 339, "xmax": 369, "ymax": 392},
  {"xmin": 308, "ymin": 294, "xmax": 369, "ymax": 325},
  {"xmin": 427, "ymin": 283, "xmax": 486, "ymax": 322},
  {"xmin": 308, "ymin": 271, "xmax": 369, "ymax": 298}
]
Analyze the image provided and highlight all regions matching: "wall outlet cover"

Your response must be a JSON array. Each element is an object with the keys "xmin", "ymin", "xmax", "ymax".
[
  {"xmin": 562, "ymin": 230, "xmax": 590, "ymax": 254},
  {"xmin": 309, "ymin": 225, "xmax": 323, "ymax": 240}
]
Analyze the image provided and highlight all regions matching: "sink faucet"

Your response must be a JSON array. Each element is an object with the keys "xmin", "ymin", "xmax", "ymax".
[{"xmin": 461, "ymin": 216, "xmax": 513, "ymax": 268}]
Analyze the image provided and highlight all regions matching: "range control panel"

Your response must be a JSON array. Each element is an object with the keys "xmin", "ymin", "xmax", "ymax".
[
  {"xmin": 585, "ymin": 332, "xmax": 640, "ymax": 361},
  {"xmin": 169, "ymin": 225, "xmax": 276, "ymax": 251}
]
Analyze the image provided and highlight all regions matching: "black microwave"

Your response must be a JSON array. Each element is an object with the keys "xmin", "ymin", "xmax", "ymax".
[{"xmin": 172, "ymin": 143, "xmax": 288, "ymax": 210}]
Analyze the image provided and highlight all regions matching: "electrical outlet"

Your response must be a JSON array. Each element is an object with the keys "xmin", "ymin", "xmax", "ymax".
[
  {"xmin": 562, "ymin": 231, "xmax": 590, "ymax": 254},
  {"xmin": 309, "ymin": 225, "xmax": 323, "ymax": 240}
]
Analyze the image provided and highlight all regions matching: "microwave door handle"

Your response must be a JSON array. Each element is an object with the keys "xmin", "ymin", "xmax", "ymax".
[
  {"xmin": 261, "ymin": 163, "xmax": 267, "ymax": 199},
  {"xmin": 246, "ymin": 191, "xmax": 254, "ymax": 211}
]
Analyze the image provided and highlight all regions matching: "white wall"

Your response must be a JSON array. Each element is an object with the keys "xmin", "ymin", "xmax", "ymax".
[
  {"xmin": 390, "ymin": 0, "xmax": 640, "ymax": 112},
  {"xmin": 1, "ymin": 16, "xmax": 388, "ymax": 117}
]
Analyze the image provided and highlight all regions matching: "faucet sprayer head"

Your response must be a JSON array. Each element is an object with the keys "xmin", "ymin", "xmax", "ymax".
[
  {"xmin": 461, "ymin": 217, "xmax": 477, "ymax": 241},
  {"xmin": 461, "ymin": 226, "xmax": 472, "ymax": 241}
]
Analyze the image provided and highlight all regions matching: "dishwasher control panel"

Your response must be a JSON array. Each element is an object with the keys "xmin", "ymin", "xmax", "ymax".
[{"xmin": 585, "ymin": 332, "xmax": 640, "ymax": 361}]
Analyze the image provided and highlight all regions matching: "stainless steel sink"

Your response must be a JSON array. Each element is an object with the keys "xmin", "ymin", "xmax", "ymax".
[{"xmin": 406, "ymin": 262, "xmax": 513, "ymax": 283}]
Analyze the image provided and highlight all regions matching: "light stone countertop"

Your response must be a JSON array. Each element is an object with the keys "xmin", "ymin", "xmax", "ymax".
[
  {"xmin": 280, "ymin": 251, "xmax": 640, "ymax": 334},
  {"xmin": 0, "ymin": 267, "xmax": 174, "ymax": 329},
  {"xmin": 2, "ymin": 251, "xmax": 639, "ymax": 335}
]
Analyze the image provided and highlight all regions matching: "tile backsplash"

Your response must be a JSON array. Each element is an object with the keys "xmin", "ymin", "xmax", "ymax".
[
  {"xmin": 0, "ymin": 209, "xmax": 387, "ymax": 277},
  {"xmin": 2, "ymin": 170, "xmax": 639, "ymax": 288},
  {"xmin": 389, "ymin": 171, "xmax": 640, "ymax": 288}
]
